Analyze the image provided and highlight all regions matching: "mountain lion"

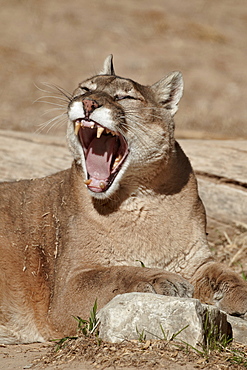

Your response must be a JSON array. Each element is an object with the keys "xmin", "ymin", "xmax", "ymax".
[{"xmin": 0, "ymin": 55, "xmax": 247, "ymax": 344}]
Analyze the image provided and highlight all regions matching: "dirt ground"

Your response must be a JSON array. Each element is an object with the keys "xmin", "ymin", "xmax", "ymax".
[
  {"xmin": 0, "ymin": 341, "xmax": 202, "ymax": 370},
  {"xmin": 1, "ymin": 334, "xmax": 247, "ymax": 370},
  {"xmin": 1, "ymin": 0, "xmax": 247, "ymax": 139},
  {"xmin": 1, "ymin": 0, "xmax": 247, "ymax": 369}
]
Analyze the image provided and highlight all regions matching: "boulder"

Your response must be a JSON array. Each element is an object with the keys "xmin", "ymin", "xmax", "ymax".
[
  {"xmin": 98, "ymin": 293, "xmax": 231, "ymax": 348},
  {"xmin": 227, "ymin": 315, "xmax": 247, "ymax": 345}
]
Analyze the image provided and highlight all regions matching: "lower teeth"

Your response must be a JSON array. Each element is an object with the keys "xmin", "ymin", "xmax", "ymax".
[{"xmin": 112, "ymin": 155, "xmax": 122, "ymax": 169}]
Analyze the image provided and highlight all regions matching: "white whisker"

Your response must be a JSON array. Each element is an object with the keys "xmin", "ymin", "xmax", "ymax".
[
  {"xmin": 35, "ymin": 95, "xmax": 69, "ymax": 104},
  {"xmin": 35, "ymin": 100, "xmax": 66, "ymax": 108},
  {"xmin": 34, "ymin": 81, "xmax": 72, "ymax": 134},
  {"xmin": 119, "ymin": 121, "xmax": 154, "ymax": 150},
  {"xmin": 40, "ymin": 107, "xmax": 67, "ymax": 117},
  {"xmin": 36, "ymin": 112, "xmax": 67, "ymax": 134},
  {"xmin": 125, "ymin": 109, "xmax": 163, "ymax": 121},
  {"xmin": 36, "ymin": 82, "xmax": 73, "ymax": 101}
]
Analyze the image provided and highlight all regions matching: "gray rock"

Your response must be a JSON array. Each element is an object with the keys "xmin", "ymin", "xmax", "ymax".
[
  {"xmin": 98, "ymin": 293, "xmax": 230, "ymax": 348},
  {"xmin": 227, "ymin": 315, "xmax": 247, "ymax": 345}
]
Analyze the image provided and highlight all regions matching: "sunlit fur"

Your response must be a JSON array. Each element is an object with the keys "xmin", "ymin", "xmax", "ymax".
[
  {"xmin": 1, "ymin": 56, "xmax": 247, "ymax": 344},
  {"xmin": 66, "ymin": 71, "xmax": 181, "ymax": 199}
]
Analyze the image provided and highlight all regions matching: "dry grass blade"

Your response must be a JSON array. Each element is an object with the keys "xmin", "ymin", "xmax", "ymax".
[{"xmin": 35, "ymin": 335, "xmax": 247, "ymax": 369}]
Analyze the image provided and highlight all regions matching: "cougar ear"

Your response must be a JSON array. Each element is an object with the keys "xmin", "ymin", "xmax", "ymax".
[
  {"xmin": 100, "ymin": 54, "xmax": 115, "ymax": 76},
  {"xmin": 152, "ymin": 72, "xmax": 183, "ymax": 116}
]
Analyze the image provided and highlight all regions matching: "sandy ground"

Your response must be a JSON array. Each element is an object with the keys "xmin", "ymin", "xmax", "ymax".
[
  {"xmin": 1, "ymin": 335, "xmax": 247, "ymax": 370},
  {"xmin": 1, "ymin": 0, "xmax": 247, "ymax": 368},
  {"xmin": 0, "ymin": 342, "xmax": 99, "ymax": 370},
  {"xmin": 0, "ymin": 341, "xmax": 199, "ymax": 370},
  {"xmin": 1, "ymin": 0, "xmax": 247, "ymax": 139}
]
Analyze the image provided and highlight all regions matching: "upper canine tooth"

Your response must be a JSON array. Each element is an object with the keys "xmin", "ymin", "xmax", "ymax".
[
  {"xmin": 97, "ymin": 127, "xmax": 104, "ymax": 139},
  {"xmin": 74, "ymin": 120, "xmax": 81, "ymax": 135}
]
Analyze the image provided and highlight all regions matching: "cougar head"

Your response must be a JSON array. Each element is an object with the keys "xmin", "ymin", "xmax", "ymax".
[{"xmin": 67, "ymin": 55, "xmax": 183, "ymax": 199}]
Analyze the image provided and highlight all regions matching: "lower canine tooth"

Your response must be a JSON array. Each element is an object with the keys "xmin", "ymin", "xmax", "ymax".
[
  {"xmin": 112, "ymin": 155, "xmax": 122, "ymax": 169},
  {"xmin": 84, "ymin": 179, "xmax": 92, "ymax": 185},
  {"xmin": 116, "ymin": 155, "xmax": 122, "ymax": 162},
  {"xmin": 97, "ymin": 127, "xmax": 104, "ymax": 138}
]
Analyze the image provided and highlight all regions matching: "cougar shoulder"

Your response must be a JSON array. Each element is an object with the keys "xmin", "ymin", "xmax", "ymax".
[{"xmin": 0, "ymin": 55, "xmax": 246, "ymax": 343}]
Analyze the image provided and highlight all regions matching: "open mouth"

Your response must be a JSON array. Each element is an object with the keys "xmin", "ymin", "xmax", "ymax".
[{"xmin": 74, "ymin": 119, "xmax": 129, "ymax": 193}]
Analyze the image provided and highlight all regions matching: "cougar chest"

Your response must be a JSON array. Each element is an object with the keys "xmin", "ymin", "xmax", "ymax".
[{"xmin": 90, "ymin": 194, "xmax": 174, "ymax": 268}]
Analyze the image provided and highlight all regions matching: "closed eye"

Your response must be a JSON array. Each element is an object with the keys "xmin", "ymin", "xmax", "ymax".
[
  {"xmin": 80, "ymin": 86, "xmax": 92, "ymax": 93},
  {"xmin": 114, "ymin": 95, "xmax": 138, "ymax": 101}
]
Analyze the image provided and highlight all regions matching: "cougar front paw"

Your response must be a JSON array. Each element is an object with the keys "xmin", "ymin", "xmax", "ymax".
[
  {"xmin": 193, "ymin": 262, "xmax": 247, "ymax": 317},
  {"xmin": 214, "ymin": 284, "xmax": 247, "ymax": 317},
  {"xmin": 132, "ymin": 270, "xmax": 194, "ymax": 298}
]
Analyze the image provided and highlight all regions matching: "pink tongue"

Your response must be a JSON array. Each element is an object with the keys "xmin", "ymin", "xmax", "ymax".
[{"xmin": 86, "ymin": 135, "xmax": 117, "ymax": 180}]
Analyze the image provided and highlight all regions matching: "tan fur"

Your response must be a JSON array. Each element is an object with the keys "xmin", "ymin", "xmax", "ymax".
[{"xmin": 0, "ymin": 55, "xmax": 247, "ymax": 343}]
